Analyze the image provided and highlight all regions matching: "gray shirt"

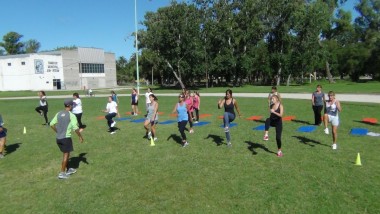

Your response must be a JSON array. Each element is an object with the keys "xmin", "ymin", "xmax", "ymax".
[{"xmin": 312, "ymin": 92, "xmax": 325, "ymax": 106}]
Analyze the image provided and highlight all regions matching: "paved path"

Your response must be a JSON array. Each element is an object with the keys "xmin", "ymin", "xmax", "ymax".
[{"xmin": 1, "ymin": 93, "xmax": 379, "ymax": 103}]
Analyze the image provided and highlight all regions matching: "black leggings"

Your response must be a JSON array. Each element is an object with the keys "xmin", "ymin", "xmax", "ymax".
[
  {"xmin": 35, "ymin": 106, "xmax": 48, "ymax": 123},
  {"xmin": 265, "ymin": 118, "xmax": 283, "ymax": 149},
  {"xmin": 74, "ymin": 113, "xmax": 83, "ymax": 128},
  {"xmin": 105, "ymin": 113, "xmax": 117, "ymax": 130},
  {"xmin": 312, "ymin": 105, "xmax": 323, "ymax": 125},
  {"xmin": 178, "ymin": 121, "xmax": 188, "ymax": 141},
  {"xmin": 194, "ymin": 108, "xmax": 199, "ymax": 121},
  {"xmin": 187, "ymin": 112, "xmax": 193, "ymax": 128}
]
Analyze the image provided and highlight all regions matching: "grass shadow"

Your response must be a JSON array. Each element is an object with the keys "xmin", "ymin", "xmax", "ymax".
[
  {"xmin": 244, "ymin": 141, "xmax": 276, "ymax": 155},
  {"xmin": 292, "ymin": 119, "xmax": 312, "ymax": 125},
  {"xmin": 205, "ymin": 134, "xmax": 224, "ymax": 146},
  {"xmin": 254, "ymin": 119, "xmax": 266, "ymax": 124},
  {"xmin": 292, "ymin": 136, "xmax": 329, "ymax": 147},
  {"xmin": 353, "ymin": 120, "xmax": 380, "ymax": 126},
  {"xmin": 167, "ymin": 134, "xmax": 183, "ymax": 145},
  {"xmin": 69, "ymin": 153, "xmax": 89, "ymax": 169},
  {"xmin": 5, "ymin": 143, "xmax": 22, "ymax": 156}
]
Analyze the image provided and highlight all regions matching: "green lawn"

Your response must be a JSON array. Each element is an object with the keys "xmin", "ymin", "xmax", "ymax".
[
  {"xmin": 0, "ymin": 79, "xmax": 379, "ymax": 98},
  {"xmin": 0, "ymin": 96, "xmax": 379, "ymax": 213}
]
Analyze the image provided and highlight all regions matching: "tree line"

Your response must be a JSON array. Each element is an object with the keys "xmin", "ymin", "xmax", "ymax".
[{"xmin": 118, "ymin": 0, "xmax": 380, "ymax": 88}]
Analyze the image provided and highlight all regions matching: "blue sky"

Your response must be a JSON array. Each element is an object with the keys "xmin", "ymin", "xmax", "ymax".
[{"xmin": 1, "ymin": 0, "xmax": 359, "ymax": 59}]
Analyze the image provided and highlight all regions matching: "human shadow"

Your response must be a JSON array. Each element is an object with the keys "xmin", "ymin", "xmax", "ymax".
[
  {"xmin": 205, "ymin": 134, "xmax": 224, "ymax": 146},
  {"xmin": 292, "ymin": 136, "xmax": 329, "ymax": 147},
  {"xmin": 167, "ymin": 134, "xmax": 183, "ymax": 145},
  {"xmin": 5, "ymin": 143, "xmax": 22, "ymax": 156},
  {"xmin": 244, "ymin": 141, "xmax": 276, "ymax": 155},
  {"xmin": 292, "ymin": 119, "xmax": 312, "ymax": 125},
  {"xmin": 68, "ymin": 153, "xmax": 89, "ymax": 169},
  {"xmin": 353, "ymin": 120, "xmax": 379, "ymax": 126},
  {"xmin": 254, "ymin": 119, "xmax": 266, "ymax": 124}
]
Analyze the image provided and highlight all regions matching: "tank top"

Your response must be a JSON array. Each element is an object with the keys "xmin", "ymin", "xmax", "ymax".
[
  {"xmin": 224, "ymin": 98, "xmax": 235, "ymax": 115},
  {"xmin": 132, "ymin": 93, "xmax": 137, "ymax": 103},
  {"xmin": 176, "ymin": 102, "xmax": 188, "ymax": 122},
  {"xmin": 326, "ymin": 100, "xmax": 338, "ymax": 117},
  {"xmin": 270, "ymin": 103, "xmax": 281, "ymax": 121},
  {"xmin": 146, "ymin": 102, "xmax": 158, "ymax": 121}
]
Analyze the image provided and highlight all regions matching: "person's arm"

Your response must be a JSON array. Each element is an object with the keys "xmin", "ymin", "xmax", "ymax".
[
  {"xmin": 311, "ymin": 93, "xmax": 315, "ymax": 106},
  {"xmin": 270, "ymin": 104, "xmax": 284, "ymax": 117},
  {"xmin": 218, "ymin": 98, "xmax": 225, "ymax": 109},
  {"xmin": 152, "ymin": 102, "xmax": 159, "ymax": 121},
  {"xmin": 336, "ymin": 100, "xmax": 342, "ymax": 112},
  {"xmin": 172, "ymin": 103, "xmax": 178, "ymax": 114},
  {"xmin": 198, "ymin": 97, "xmax": 201, "ymax": 110},
  {"xmin": 234, "ymin": 99, "xmax": 242, "ymax": 117},
  {"xmin": 50, "ymin": 113, "xmax": 58, "ymax": 132},
  {"xmin": 70, "ymin": 113, "xmax": 83, "ymax": 143},
  {"xmin": 116, "ymin": 105, "xmax": 121, "ymax": 118}
]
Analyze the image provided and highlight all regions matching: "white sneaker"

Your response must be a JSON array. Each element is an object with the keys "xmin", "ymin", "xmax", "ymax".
[
  {"xmin": 227, "ymin": 142, "xmax": 232, "ymax": 147},
  {"xmin": 110, "ymin": 131, "xmax": 116, "ymax": 135},
  {"xmin": 324, "ymin": 128, "xmax": 329, "ymax": 135},
  {"xmin": 189, "ymin": 129, "xmax": 194, "ymax": 134},
  {"xmin": 183, "ymin": 141, "xmax": 189, "ymax": 147},
  {"xmin": 147, "ymin": 132, "xmax": 152, "ymax": 140},
  {"xmin": 66, "ymin": 168, "xmax": 77, "ymax": 175},
  {"xmin": 332, "ymin": 144, "xmax": 337, "ymax": 150},
  {"xmin": 111, "ymin": 121, "xmax": 116, "ymax": 127},
  {"xmin": 154, "ymin": 137, "xmax": 157, "ymax": 142}
]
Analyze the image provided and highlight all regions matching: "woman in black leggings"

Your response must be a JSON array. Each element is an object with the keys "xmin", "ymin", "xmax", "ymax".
[
  {"xmin": 35, "ymin": 91, "xmax": 49, "ymax": 125},
  {"xmin": 263, "ymin": 95, "xmax": 284, "ymax": 157}
]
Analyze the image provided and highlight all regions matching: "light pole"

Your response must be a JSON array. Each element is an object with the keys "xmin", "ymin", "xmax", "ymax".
[{"xmin": 135, "ymin": 0, "xmax": 140, "ymax": 94}]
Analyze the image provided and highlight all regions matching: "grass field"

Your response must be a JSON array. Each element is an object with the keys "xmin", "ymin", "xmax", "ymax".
[
  {"xmin": 0, "ymin": 80, "xmax": 379, "ymax": 98},
  {"xmin": 0, "ymin": 95, "xmax": 379, "ymax": 213}
]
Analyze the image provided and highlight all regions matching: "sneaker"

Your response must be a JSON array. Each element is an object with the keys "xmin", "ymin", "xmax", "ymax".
[
  {"xmin": 40, "ymin": 112, "xmax": 43, "ymax": 116},
  {"xmin": 147, "ymin": 132, "xmax": 152, "ymax": 140},
  {"xmin": 66, "ymin": 168, "xmax": 77, "ymax": 175},
  {"xmin": 224, "ymin": 127, "xmax": 229, "ymax": 132},
  {"xmin": 0, "ymin": 153, "xmax": 4, "ymax": 159},
  {"xmin": 111, "ymin": 121, "xmax": 116, "ymax": 127},
  {"xmin": 189, "ymin": 129, "xmax": 194, "ymax": 134},
  {"xmin": 227, "ymin": 142, "xmax": 232, "ymax": 147},
  {"xmin": 324, "ymin": 128, "xmax": 329, "ymax": 135},
  {"xmin": 194, "ymin": 121, "xmax": 199, "ymax": 124},
  {"xmin": 153, "ymin": 137, "xmax": 158, "ymax": 142},
  {"xmin": 277, "ymin": 151, "xmax": 283, "ymax": 157},
  {"xmin": 263, "ymin": 135, "xmax": 269, "ymax": 141},
  {"xmin": 332, "ymin": 144, "xmax": 337, "ymax": 150},
  {"xmin": 58, "ymin": 172, "xmax": 69, "ymax": 179},
  {"xmin": 110, "ymin": 131, "xmax": 116, "ymax": 135},
  {"xmin": 183, "ymin": 141, "xmax": 189, "ymax": 147}
]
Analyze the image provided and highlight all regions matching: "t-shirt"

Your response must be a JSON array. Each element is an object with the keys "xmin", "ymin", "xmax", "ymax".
[
  {"xmin": 72, "ymin": 98, "xmax": 83, "ymax": 114},
  {"xmin": 145, "ymin": 92, "xmax": 153, "ymax": 104},
  {"xmin": 312, "ymin": 92, "xmax": 325, "ymax": 106},
  {"xmin": 106, "ymin": 101, "xmax": 118, "ymax": 114},
  {"xmin": 40, "ymin": 96, "xmax": 47, "ymax": 106},
  {"xmin": 176, "ymin": 102, "xmax": 188, "ymax": 122},
  {"xmin": 50, "ymin": 111, "xmax": 79, "ymax": 139}
]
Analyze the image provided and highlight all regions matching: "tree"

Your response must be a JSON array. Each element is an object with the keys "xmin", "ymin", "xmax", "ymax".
[
  {"xmin": 0, "ymin": 32, "xmax": 24, "ymax": 55},
  {"xmin": 23, "ymin": 39, "xmax": 41, "ymax": 53}
]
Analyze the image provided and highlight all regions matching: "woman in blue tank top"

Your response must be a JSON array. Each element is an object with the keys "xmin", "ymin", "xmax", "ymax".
[
  {"xmin": 172, "ymin": 94, "xmax": 189, "ymax": 147},
  {"xmin": 131, "ymin": 88, "xmax": 139, "ymax": 116},
  {"xmin": 217, "ymin": 89, "xmax": 242, "ymax": 147}
]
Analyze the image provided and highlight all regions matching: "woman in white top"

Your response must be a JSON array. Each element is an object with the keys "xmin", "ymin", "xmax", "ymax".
[
  {"xmin": 323, "ymin": 91, "xmax": 342, "ymax": 150},
  {"xmin": 35, "ymin": 91, "xmax": 49, "ymax": 125},
  {"xmin": 145, "ymin": 87, "xmax": 153, "ymax": 114},
  {"xmin": 102, "ymin": 96, "xmax": 120, "ymax": 134},
  {"xmin": 72, "ymin": 93, "xmax": 84, "ymax": 131}
]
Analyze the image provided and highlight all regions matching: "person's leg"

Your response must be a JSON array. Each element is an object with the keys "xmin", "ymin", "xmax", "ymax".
[
  {"xmin": 332, "ymin": 125, "xmax": 338, "ymax": 144},
  {"xmin": 144, "ymin": 120, "xmax": 150, "ymax": 136},
  {"xmin": 178, "ymin": 121, "xmax": 187, "ymax": 144},
  {"xmin": 61, "ymin": 152, "xmax": 70, "ymax": 172},
  {"xmin": 151, "ymin": 122, "xmax": 156, "ymax": 139},
  {"xmin": 75, "ymin": 113, "xmax": 83, "ymax": 128},
  {"xmin": 275, "ymin": 121, "xmax": 283, "ymax": 156},
  {"xmin": 131, "ymin": 105, "xmax": 134, "ymax": 115},
  {"xmin": 105, "ymin": 113, "xmax": 113, "ymax": 129},
  {"xmin": 35, "ymin": 106, "xmax": 42, "ymax": 114},
  {"xmin": 195, "ymin": 108, "xmax": 199, "ymax": 122},
  {"xmin": 0, "ymin": 137, "xmax": 5, "ymax": 155},
  {"xmin": 223, "ymin": 112, "xmax": 235, "ymax": 131},
  {"xmin": 42, "ymin": 106, "xmax": 48, "ymax": 124},
  {"xmin": 187, "ymin": 112, "xmax": 194, "ymax": 132},
  {"xmin": 323, "ymin": 114, "xmax": 329, "ymax": 134},
  {"xmin": 135, "ymin": 104, "xmax": 139, "ymax": 115},
  {"xmin": 316, "ymin": 106, "xmax": 323, "ymax": 125},
  {"xmin": 312, "ymin": 106, "xmax": 318, "ymax": 125},
  {"xmin": 263, "ymin": 118, "xmax": 271, "ymax": 139}
]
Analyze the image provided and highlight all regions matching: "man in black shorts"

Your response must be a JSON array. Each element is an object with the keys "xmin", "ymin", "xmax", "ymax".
[{"xmin": 50, "ymin": 99, "xmax": 84, "ymax": 179}]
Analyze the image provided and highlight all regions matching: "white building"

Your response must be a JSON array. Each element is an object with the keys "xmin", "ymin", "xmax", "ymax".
[{"xmin": 0, "ymin": 47, "xmax": 117, "ymax": 91}]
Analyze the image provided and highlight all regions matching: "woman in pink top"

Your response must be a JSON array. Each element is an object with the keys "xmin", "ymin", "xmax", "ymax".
[
  {"xmin": 192, "ymin": 91, "xmax": 200, "ymax": 123},
  {"xmin": 185, "ymin": 90, "xmax": 194, "ymax": 133}
]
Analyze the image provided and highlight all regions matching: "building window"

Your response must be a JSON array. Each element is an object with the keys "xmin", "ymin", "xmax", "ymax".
[
  {"xmin": 21, "ymin": 62, "xmax": 26, "ymax": 65},
  {"xmin": 80, "ymin": 63, "xmax": 104, "ymax": 73},
  {"xmin": 7, "ymin": 63, "xmax": 11, "ymax": 66}
]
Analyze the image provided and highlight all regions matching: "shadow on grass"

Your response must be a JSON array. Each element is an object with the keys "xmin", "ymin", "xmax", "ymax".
[
  {"xmin": 353, "ymin": 120, "xmax": 379, "ymax": 126},
  {"xmin": 205, "ymin": 134, "xmax": 224, "ymax": 146},
  {"xmin": 167, "ymin": 134, "xmax": 183, "ymax": 145},
  {"xmin": 69, "ymin": 153, "xmax": 89, "ymax": 169},
  {"xmin": 5, "ymin": 143, "xmax": 22, "ymax": 156},
  {"xmin": 244, "ymin": 141, "xmax": 276, "ymax": 155},
  {"xmin": 292, "ymin": 119, "xmax": 312, "ymax": 125},
  {"xmin": 292, "ymin": 136, "xmax": 329, "ymax": 147},
  {"xmin": 254, "ymin": 120, "xmax": 266, "ymax": 124}
]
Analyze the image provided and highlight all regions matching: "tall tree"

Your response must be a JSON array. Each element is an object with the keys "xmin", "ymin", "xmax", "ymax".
[
  {"xmin": 0, "ymin": 32, "xmax": 24, "ymax": 55},
  {"xmin": 23, "ymin": 39, "xmax": 41, "ymax": 53}
]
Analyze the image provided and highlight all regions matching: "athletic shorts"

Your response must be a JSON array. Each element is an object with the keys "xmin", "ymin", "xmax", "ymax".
[
  {"xmin": 56, "ymin": 138, "xmax": 73, "ymax": 153},
  {"xmin": 327, "ymin": 115, "xmax": 339, "ymax": 126},
  {"xmin": 131, "ymin": 101, "xmax": 138, "ymax": 105}
]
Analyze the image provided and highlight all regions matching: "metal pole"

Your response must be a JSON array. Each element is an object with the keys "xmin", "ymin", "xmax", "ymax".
[{"xmin": 135, "ymin": 0, "xmax": 140, "ymax": 94}]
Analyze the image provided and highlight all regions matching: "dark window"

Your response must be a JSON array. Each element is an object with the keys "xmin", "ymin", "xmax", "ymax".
[
  {"xmin": 7, "ymin": 63, "xmax": 11, "ymax": 66},
  {"xmin": 21, "ymin": 62, "xmax": 25, "ymax": 65},
  {"xmin": 81, "ymin": 63, "xmax": 104, "ymax": 73}
]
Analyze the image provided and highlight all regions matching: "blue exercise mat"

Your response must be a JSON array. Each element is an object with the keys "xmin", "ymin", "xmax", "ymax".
[
  {"xmin": 253, "ymin": 125, "xmax": 265, "ymax": 131},
  {"xmin": 115, "ymin": 117, "xmax": 131, "ymax": 121},
  {"xmin": 131, "ymin": 118, "xmax": 146, "ymax": 123},
  {"xmin": 350, "ymin": 128, "xmax": 368, "ymax": 136},
  {"xmin": 297, "ymin": 126, "xmax": 317, "ymax": 133},
  {"xmin": 159, "ymin": 120, "xmax": 177, "ymax": 125},
  {"xmin": 220, "ymin": 123, "xmax": 237, "ymax": 128},
  {"xmin": 193, "ymin": 121, "xmax": 210, "ymax": 127}
]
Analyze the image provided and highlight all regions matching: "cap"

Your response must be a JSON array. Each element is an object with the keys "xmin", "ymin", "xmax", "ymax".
[{"xmin": 64, "ymin": 99, "xmax": 74, "ymax": 106}]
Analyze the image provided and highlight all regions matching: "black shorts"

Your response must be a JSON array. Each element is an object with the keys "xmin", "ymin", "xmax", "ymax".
[
  {"xmin": 56, "ymin": 138, "xmax": 73, "ymax": 153},
  {"xmin": 131, "ymin": 101, "xmax": 138, "ymax": 105}
]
